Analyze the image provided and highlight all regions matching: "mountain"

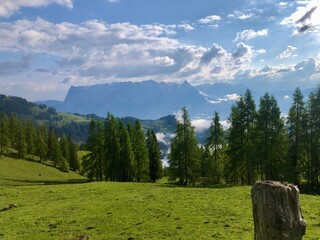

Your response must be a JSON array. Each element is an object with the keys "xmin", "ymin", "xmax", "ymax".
[
  {"xmin": 41, "ymin": 80, "xmax": 316, "ymax": 121},
  {"xmin": 45, "ymin": 80, "xmax": 219, "ymax": 119}
]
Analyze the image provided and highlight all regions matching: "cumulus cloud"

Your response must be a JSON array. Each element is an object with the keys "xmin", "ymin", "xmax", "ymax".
[
  {"xmin": 200, "ymin": 44, "xmax": 228, "ymax": 65},
  {"xmin": 276, "ymin": 45, "xmax": 298, "ymax": 60},
  {"xmin": 0, "ymin": 0, "xmax": 73, "ymax": 18},
  {"xmin": 234, "ymin": 57, "xmax": 320, "ymax": 92},
  {"xmin": 234, "ymin": 29, "xmax": 268, "ymax": 42},
  {"xmin": 232, "ymin": 42, "xmax": 254, "ymax": 65},
  {"xmin": 198, "ymin": 15, "xmax": 221, "ymax": 24},
  {"xmin": 191, "ymin": 119, "xmax": 211, "ymax": 133}
]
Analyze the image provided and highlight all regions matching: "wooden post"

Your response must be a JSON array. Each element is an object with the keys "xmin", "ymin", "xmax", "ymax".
[{"xmin": 251, "ymin": 181, "xmax": 306, "ymax": 240}]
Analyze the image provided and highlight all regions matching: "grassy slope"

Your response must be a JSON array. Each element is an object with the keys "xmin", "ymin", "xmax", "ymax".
[
  {"xmin": 0, "ymin": 181, "xmax": 319, "ymax": 240},
  {"xmin": 0, "ymin": 156, "xmax": 86, "ymax": 186}
]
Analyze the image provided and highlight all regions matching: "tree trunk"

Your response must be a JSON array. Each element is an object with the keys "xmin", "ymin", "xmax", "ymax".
[{"xmin": 251, "ymin": 181, "xmax": 306, "ymax": 240}]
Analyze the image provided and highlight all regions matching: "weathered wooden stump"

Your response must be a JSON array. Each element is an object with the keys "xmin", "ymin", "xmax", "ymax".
[{"xmin": 251, "ymin": 181, "xmax": 306, "ymax": 240}]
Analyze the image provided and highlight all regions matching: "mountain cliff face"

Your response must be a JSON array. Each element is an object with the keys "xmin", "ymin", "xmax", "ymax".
[
  {"xmin": 51, "ymin": 80, "xmax": 223, "ymax": 119},
  {"xmin": 40, "ymin": 80, "xmax": 315, "ymax": 120}
]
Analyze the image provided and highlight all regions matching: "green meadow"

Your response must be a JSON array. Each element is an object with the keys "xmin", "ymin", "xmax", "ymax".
[{"xmin": 0, "ymin": 157, "xmax": 320, "ymax": 240}]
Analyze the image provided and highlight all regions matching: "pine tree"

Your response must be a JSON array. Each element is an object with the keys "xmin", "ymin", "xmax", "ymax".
[
  {"xmin": 287, "ymin": 87, "xmax": 308, "ymax": 184},
  {"xmin": 68, "ymin": 135, "xmax": 80, "ymax": 171},
  {"xmin": 169, "ymin": 107, "xmax": 200, "ymax": 185},
  {"xmin": 60, "ymin": 133, "xmax": 69, "ymax": 163},
  {"xmin": 255, "ymin": 93, "xmax": 288, "ymax": 181},
  {"xmin": 147, "ymin": 129, "xmax": 163, "ymax": 182},
  {"xmin": 36, "ymin": 124, "xmax": 48, "ymax": 162},
  {"xmin": 25, "ymin": 120, "xmax": 36, "ymax": 155},
  {"xmin": 307, "ymin": 86, "xmax": 320, "ymax": 190},
  {"xmin": 47, "ymin": 127, "xmax": 56, "ymax": 161},
  {"xmin": 227, "ymin": 98, "xmax": 246, "ymax": 183},
  {"xmin": 206, "ymin": 111, "xmax": 225, "ymax": 184},
  {"xmin": 9, "ymin": 113, "xmax": 19, "ymax": 150},
  {"xmin": 104, "ymin": 113, "xmax": 120, "ymax": 181},
  {"xmin": 0, "ymin": 112, "xmax": 9, "ymax": 154},
  {"xmin": 118, "ymin": 120, "xmax": 134, "ymax": 182},
  {"xmin": 16, "ymin": 122, "xmax": 27, "ymax": 158},
  {"xmin": 132, "ymin": 120, "xmax": 149, "ymax": 182}
]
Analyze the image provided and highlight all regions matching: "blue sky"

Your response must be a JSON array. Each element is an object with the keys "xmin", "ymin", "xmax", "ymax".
[{"xmin": 0, "ymin": 0, "xmax": 320, "ymax": 101}]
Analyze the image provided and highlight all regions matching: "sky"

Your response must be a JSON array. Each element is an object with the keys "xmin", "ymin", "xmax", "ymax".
[{"xmin": 1, "ymin": 0, "xmax": 320, "ymax": 101}]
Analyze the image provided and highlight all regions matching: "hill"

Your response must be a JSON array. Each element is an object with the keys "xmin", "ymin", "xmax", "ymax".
[
  {"xmin": 0, "ymin": 155, "xmax": 86, "ymax": 186},
  {"xmin": 0, "ymin": 181, "xmax": 318, "ymax": 239}
]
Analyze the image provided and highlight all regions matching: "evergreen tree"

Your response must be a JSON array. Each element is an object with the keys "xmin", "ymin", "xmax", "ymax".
[
  {"xmin": 9, "ymin": 113, "xmax": 19, "ymax": 150},
  {"xmin": 36, "ymin": 124, "xmax": 48, "ymax": 162},
  {"xmin": 227, "ymin": 90, "xmax": 257, "ymax": 184},
  {"xmin": 16, "ymin": 122, "xmax": 27, "ymax": 158},
  {"xmin": 307, "ymin": 86, "xmax": 320, "ymax": 190},
  {"xmin": 147, "ymin": 129, "xmax": 163, "ymax": 182},
  {"xmin": 68, "ymin": 135, "xmax": 80, "ymax": 171},
  {"xmin": 227, "ymin": 97, "xmax": 246, "ymax": 183},
  {"xmin": 243, "ymin": 89, "xmax": 257, "ymax": 184},
  {"xmin": 205, "ymin": 111, "xmax": 224, "ymax": 183},
  {"xmin": 118, "ymin": 120, "xmax": 134, "ymax": 182},
  {"xmin": 52, "ymin": 137, "xmax": 68, "ymax": 171},
  {"xmin": 0, "ymin": 112, "xmax": 9, "ymax": 154},
  {"xmin": 104, "ymin": 113, "xmax": 120, "ymax": 181},
  {"xmin": 255, "ymin": 93, "xmax": 288, "ymax": 181},
  {"xmin": 47, "ymin": 127, "xmax": 56, "ymax": 161},
  {"xmin": 25, "ymin": 120, "xmax": 36, "ymax": 155},
  {"xmin": 132, "ymin": 120, "xmax": 149, "ymax": 182},
  {"xmin": 60, "ymin": 133, "xmax": 69, "ymax": 163},
  {"xmin": 169, "ymin": 107, "xmax": 200, "ymax": 185},
  {"xmin": 287, "ymin": 88, "xmax": 308, "ymax": 184}
]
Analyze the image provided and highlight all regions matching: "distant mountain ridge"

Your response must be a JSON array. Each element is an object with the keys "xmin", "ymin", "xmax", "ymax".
[
  {"xmin": 41, "ymin": 80, "xmax": 316, "ymax": 120},
  {"xmin": 42, "ymin": 80, "xmax": 243, "ymax": 119}
]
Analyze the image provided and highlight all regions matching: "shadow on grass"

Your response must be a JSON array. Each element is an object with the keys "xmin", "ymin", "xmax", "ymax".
[
  {"xmin": 156, "ymin": 180, "xmax": 242, "ymax": 189},
  {"xmin": 0, "ymin": 177, "xmax": 92, "ymax": 186}
]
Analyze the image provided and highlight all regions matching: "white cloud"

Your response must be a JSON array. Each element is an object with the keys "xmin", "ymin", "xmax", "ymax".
[
  {"xmin": 284, "ymin": 95, "xmax": 290, "ymax": 100},
  {"xmin": 191, "ymin": 119, "xmax": 211, "ymax": 133},
  {"xmin": 228, "ymin": 10, "xmax": 255, "ymax": 20},
  {"xmin": 234, "ymin": 29, "xmax": 268, "ymax": 42},
  {"xmin": 234, "ymin": 57, "xmax": 320, "ymax": 92},
  {"xmin": 0, "ymin": 0, "xmax": 73, "ymax": 18},
  {"xmin": 198, "ymin": 15, "xmax": 221, "ymax": 24},
  {"xmin": 276, "ymin": 45, "xmax": 298, "ymax": 60},
  {"xmin": 178, "ymin": 24, "xmax": 195, "ymax": 32}
]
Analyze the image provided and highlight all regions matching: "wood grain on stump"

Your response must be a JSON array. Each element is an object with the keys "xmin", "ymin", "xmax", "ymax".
[{"xmin": 251, "ymin": 181, "xmax": 306, "ymax": 240}]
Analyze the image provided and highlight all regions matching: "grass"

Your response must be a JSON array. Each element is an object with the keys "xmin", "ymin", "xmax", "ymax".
[
  {"xmin": 0, "ymin": 181, "xmax": 319, "ymax": 240},
  {"xmin": 0, "ymin": 155, "xmax": 86, "ymax": 186}
]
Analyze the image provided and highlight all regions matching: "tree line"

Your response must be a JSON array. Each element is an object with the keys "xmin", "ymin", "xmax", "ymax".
[
  {"xmin": 82, "ymin": 113, "xmax": 163, "ymax": 182},
  {"xmin": 0, "ymin": 113, "xmax": 80, "ymax": 172},
  {"xmin": 169, "ymin": 86, "xmax": 320, "ymax": 192}
]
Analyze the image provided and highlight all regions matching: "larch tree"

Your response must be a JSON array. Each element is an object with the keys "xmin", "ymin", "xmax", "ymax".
[
  {"xmin": 227, "ymin": 97, "xmax": 246, "ymax": 183},
  {"xmin": 307, "ymin": 86, "xmax": 320, "ymax": 190},
  {"xmin": 255, "ymin": 93, "xmax": 288, "ymax": 181},
  {"xmin": 287, "ymin": 87, "xmax": 308, "ymax": 184},
  {"xmin": 132, "ymin": 120, "xmax": 149, "ymax": 182},
  {"xmin": 36, "ymin": 124, "xmax": 48, "ymax": 162},
  {"xmin": 169, "ymin": 107, "xmax": 200, "ymax": 186},
  {"xmin": 147, "ymin": 129, "xmax": 163, "ymax": 182},
  {"xmin": 68, "ymin": 135, "xmax": 80, "ymax": 172},
  {"xmin": 104, "ymin": 113, "xmax": 120, "ymax": 181},
  {"xmin": 206, "ymin": 111, "xmax": 225, "ymax": 184},
  {"xmin": 118, "ymin": 120, "xmax": 134, "ymax": 182}
]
